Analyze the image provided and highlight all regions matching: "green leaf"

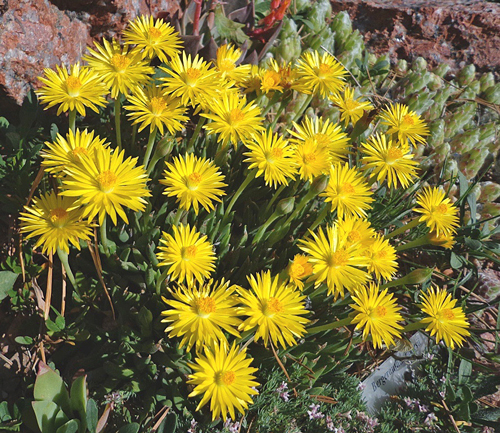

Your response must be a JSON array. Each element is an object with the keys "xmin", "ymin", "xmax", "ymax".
[
  {"xmin": 473, "ymin": 407, "xmax": 500, "ymax": 422},
  {"xmin": 163, "ymin": 411, "xmax": 177, "ymax": 433},
  {"xmin": 214, "ymin": 5, "xmax": 249, "ymax": 44},
  {"xmin": 0, "ymin": 271, "xmax": 19, "ymax": 301},
  {"xmin": 69, "ymin": 375, "xmax": 87, "ymax": 429},
  {"xmin": 32, "ymin": 401, "xmax": 59, "ymax": 433},
  {"xmin": 56, "ymin": 419, "xmax": 80, "ymax": 433},
  {"xmin": 118, "ymin": 423, "xmax": 140, "ymax": 433},
  {"xmin": 15, "ymin": 336, "xmax": 33, "ymax": 345},
  {"xmin": 86, "ymin": 399, "xmax": 98, "ymax": 433},
  {"xmin": 458, "ymin": 359, "xmax": 472, "ymax": 385},
  {"xmin": 450, "ymin": 252, "xmax": 463, "ymax": 269},
  {"xmin": 34, "ymin": 363, "xmax": 72, "ymax": 416}
]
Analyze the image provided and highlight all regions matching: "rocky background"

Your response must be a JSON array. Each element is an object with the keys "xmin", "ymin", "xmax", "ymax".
[{"xmin": 0, "ymin": 0, "xmax": 499, "ymax": 117}]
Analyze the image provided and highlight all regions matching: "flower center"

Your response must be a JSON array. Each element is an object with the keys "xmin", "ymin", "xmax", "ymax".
[
  {"xmin": 318, "ymin": 62, "xmax": 332, "ymax": 77},
  {"xmin": 187, "ymin": 172, "xmax": 202, "ymax": 189},
  {"xmin": 150, "ymin": 96, "xmax": 167, "ymax": 114},
  {"xmin": 270, "ymin": 148, "xmax": 283, "ymax": 159},
  {"xmin": 66, "ymin": 76, "xmax": 82, "ymax": 96},
  {"xmin": 441, "ymin": 308, "xmax": 455, "ymax": 320},
  {"xmin": 435, "ymin": 203, "xmax": 449, "ymax": 214},
  {"xmin": 219, "ymin": 59, "xmax": 235, "ymax": 72},
  {"xmin": 314, "ymin": 133, "xmax": 329, "ymax": 147},
  {"xmin": 402, "ymin": 114, "xmax": 415, "ymax": 126},
  {"xmin": 111, "ymin": 54, "xmax": 131, "ymax": 72},
  {"xmin": 374, "ymin": 250, "xmax": 388, "ymax": 260},
  {"xmin": 340, "ymin": 182, "xmax": 356, "ymax": 195},
  {"xmin": 373, "ymin": 305, "xmax": 387, "ymax": 318},
  {"xmin": 70, "ymin": 146, "xmax": 88, "ymax": 161},
  {"xmin": 262, "ymin": 71, "xmax": 280, "ymax": 89},
  {"xmin": 265, "ymin": 297, "xmax": 284, "ymax": 315},
  {"xmin": 229, "ymin": 108, "xmax": 245, "ymax": 123},
  {"xmin": 217, "ymin": 370, "xmax": 236, "ymax": 386},
  {"xmin": 148, "ymin": 26, "xmax": 162, "ymax": 41},
  {"xmin": 303, "ymin": 152, "xmax": 317, "ymax": 164},
  {"xmin": 49, "ymin": 208, "xmax": 68, "ymax": 227},
  {"xmin": 182, "ymin": 245, "xmax": 197, "ymax": 259},
  {"xmin": 97, "ymin": 170, "xmax": 118, "ymax": 193},
  {"xmin": 195, "ymin": 297, "xmax": 216, "ymax": 316},
  {"xmin": 386, "ymin": 147, "xmax": 404, "ymax": 162},
  {"xmin": 329, "ymin": 249, "xmax": 349, "ymax": 267},
  {"xmin": 344, "ymin": 98, "xmax": 360, "ymax": 111},
  {"xmin": 290, "ymin": 263, "xmax": 305, "ymax": 279},
  {"xmin": 348, "ymin": 230, "xmax": 361, "ymax": 242},
  {"xmin": 185, "ymin": 67, "xmax": 201, "ymax": 85}
]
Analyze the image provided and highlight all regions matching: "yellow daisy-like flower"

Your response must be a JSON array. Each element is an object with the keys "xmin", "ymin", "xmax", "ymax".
[
  {"xmin": 83, "ymin": 38, "xmax": 154, "ymax": 98},
  {"xmin": 330, "ymin": 86, "xmax": 373, "ymax": 126},
  {"xmin": 238, "ymin": 271, "xmax": 309, "ymax": 349},
  {"xmin": 160, "ymin": 52, "xmax": 221, "ymax": 109},
  {"xmin": 365, "ymin": 235, "xmax": 398, "ymax": 281},
  {"xmin": 214, "ymin": 44, "xmax": 252, "ymax": 84},
  {"xmin": 160, "ymin": 154, "xmax": 226, "ymax": 215},
  {"xmin": 41, "ymin": 128, "xmax": 108, "ymax": 174},
  {"xmin": 420, "ymin": 286, "xmax": 470, "ymax": 349},
  {"xmin": 361, "ymin": 133, "xmax": 419, "ymax": 188},
  {"xmin": 36, "ymin": 63, "xmax": 108, "ymax": 116},
  {"xmin": 241, "ymin": 64, "xmax": 262, "ymax": 94},
  {"xmin": 122, "ymin": 14, "xmax": 182, "ymax": 63},
  {"xmin": 337, "ymin": 216, "xmax": 376, "ymax": 250},
  {"xmin": 298, "ymin": 224, "xmax": 369, "ymax": 299},
  {"xmin": 61, "ymin": 145, "xmax": 150, "ymax": 225},
  {"xmin": 379, "ymin": 103, "xmax": 430, "ymax": 145},
  {"xmin": 350, "ymin": 283, "xmax": 404, "ymax": 349},
  {"xmin": 19, "ymin": 192, "xmax": 93, "ymax": 254},
  {"xmin": 292, "ymin": 138, "xmax": 331, "ymax": 182},
  {"xmin": 259, "ymin": 68, "xmax": 283, "ymax": 94},
  {"xmin": 321, "ymin": 163, "xmax": 374, "ymax": 219},
  {"xmin": 272, "ymin": 59, "xmax": 301, "ymax": 90},
  {"xmin": 161, "ymin": 278, "xmax": 241, "ymax": 351},
  {"xmin": 287, "ymin": 254, "xmax": 313, "ymax": 290},
  {"xmin": 188, "ymin": 341, "xmax": 259, "ymax": 421},
  {"xmin": 124, "ymin": 84, "xmax": 187, "ymax": 134},
  {"xmin": 413, "ymin": 187, "xmax": 459, "ymax": 236},
  {"xmin": 202, "ymin": 92, "xmax": 264, "ymax": 149},
  {"xmin": 243, "ymin": 130, "xmax": 297, "ymax": 188},
  {"xmin": 288, "ymin": 116, "xmax": 350, "ymax": 163},
  {"xmin": 156, "ymin": 224, "xmax": 216, "ymax": 285},
  {"xmin": 295, "ymin": 50, "xmax": 347, "ymax": 97},
  {"xmin": 428, "ymin": 231, "xmax": 456, "ymax": 249}
]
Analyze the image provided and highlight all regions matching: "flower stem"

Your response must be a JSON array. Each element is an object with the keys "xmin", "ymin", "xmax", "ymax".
[
  {"xmin": 100, "ymin": 217, "xmax": 110, "ymax": 257},
  {"xmin": 264, "ymin": 184, "xmax": 286, "ymax": 215},
  {"xmin": 308, "ymin": 317, "xmax": 352, "ymax": 335},
  {"xmin": 156, "ymin": 269, "xmax": 169, "ymax": 295},
  {"xmin": 69, "ymin": 109, "xmax": 76, "ymax": 133},
  {"xmin": 172, "ymin": 209, "xmax": 185, "ymax": 227},
  {"xmin": 292, "ymin": 94, "xmax": 313, "ymax": 124},
  {"xmin": 114, "ymin": 98, "xmax": 122, "ymax": 150},
  {"xmin": 385, "ymin": 217, "xmax": 421, "ymax": 239},
  {"xmin": 261, "ymin": 92, "xmax": 282, "ymax": 117},
  {"xmin": 143, "ymin": 127, "xmax": 157, "ymax": 169},
  {"xmin": 402, "ymin": 321, "xmax": 426, "ymax": 333},
  {"xmin": 131, "ymin": 123, "xmax": 138, "ymax": 149},
  {"xmin": 395, "ymin": 235, "xmax": 430, "ymax": 252},
  {"xmin": 253, "ymin": 210, "xmax": 280, "ymax": 244},
  {"xmin": 222, "ymin": 169, "xmax": 256, "ymax": 225},
  {"xmin": 309, "ymin": 204, "xmax": 330, "ymax": 232},
  {"xmin": 186, "ymin": 116, "xmax": 206, "ymax": 152},
  {"xmin": 56, "ymin": 247, "xmax": 77, "ymax": 289},
  {"xmin": 284, "ymin": 188, "xmax": 317, "ymax": 227}
]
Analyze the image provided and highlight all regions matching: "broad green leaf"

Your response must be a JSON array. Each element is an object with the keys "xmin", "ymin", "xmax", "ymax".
[
  {"xmin": 32, "ymin": 401, "xmax": 59, "ymax": 433},
  {"xmin": 15, "ymin": 336, "xmax": 33, "ymax": 345},
  {"xmin": 86, "ymin": 399, "xmax": 98, "ymax": 433},
  {"xmin": 118, "ymin": 423, "xmax": 140, "ymax": 433},
  {"xmin": 0, "ymin": 271, "xmax": 19, "ymax": 301},
  {"xmin": 458, "ymin": 359, "xmax": 472, "ymax": 385},
  {"xmin": 34, "ymin": 363, "xmax": 71, "ymax": 416},
  {"xmin": 213, "ymin": 5, "xmax": 249, "ymax": 44},
  {"xmin": 69, "ymin": 375, "xmax": 87, "ymax": 429},
  {"xmin": 56, "ymin": 419, "xmax": 80, "ymax": 433}
]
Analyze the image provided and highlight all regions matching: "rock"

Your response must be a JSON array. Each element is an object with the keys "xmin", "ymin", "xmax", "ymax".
[
  {"xmin": 329, "ymin": 0, "xmax": 500, "ymax": 75},
  {"xmin": 0, "ymin": 0, "xmax": 181, "ymax": 115}
]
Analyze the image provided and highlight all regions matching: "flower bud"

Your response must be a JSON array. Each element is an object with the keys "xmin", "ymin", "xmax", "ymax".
[
  {"xmin": 457, "ymin": 64, "xmax": 476, "ymax": 87},
  {"xmin": 433, "ymin": 63, "xmax": 450, "ymax": 78},
  {"xmin": 402, "ymin": 268, "xmax": 433, "ymax": 285},
  {"xmin": 311, "ymin": 175, "xmax": 329, "ymax": 194},
  {"xmin": 276, "ymin": 197, "xmax": 295, "ymax": 215},
  {"xmin": 412, "ymin": 57, "xmax": 427, "ymax": 72}
]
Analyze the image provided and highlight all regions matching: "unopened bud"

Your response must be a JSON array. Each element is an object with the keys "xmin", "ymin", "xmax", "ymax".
[
  {"xmin": 311, "ymin": 175, "xmax": 329, "ymax": 194},
  {"xmin": 403, "ymin": 268, "xmax": 433, "ymax": 285},
  {"xmin": 276, "ymin": 197, "xmax": 295, "ymax": 215}
]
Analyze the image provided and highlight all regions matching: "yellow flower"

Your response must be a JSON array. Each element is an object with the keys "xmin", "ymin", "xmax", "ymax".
[
  {"xmin": 298, "ymin": 224, "xmax": 369, "ymax": 299},
  {"xmin": 259, "ymin": 68, "xmax": 283, "ymax": 94},
  {"xmin": 123, "ymin": 14, "xmax": 182, "ymax": 63},
  {"xmin": 366, "ymin": 235, "xmax": 398, "ymax": 281},
  {"xmin": 420, "ymin": 286, "xmax": 470, "ymax": 349},
  {"xmin": 36, "ymin": 63, "xmax": 108, "ymax": 116},
  {"xmin": 61, "ymin": 145, "xmax": 150, "ymax": 225},
  {"xmin": 330, "ymin": 86, "xmax": 373, "ymax": 126},
  {"xmin": 214, "ymin": 44, "xmax": 252, "ymax": 83},
  {"xmin": 243, "ymin": 130, "xmax": 297, "ymax": 188},
  {"xmin": 41, "ymin": 128, "xmax": 108, "ymax": 174},
  {"xmin": 160, "ymin": 52, "xmax": 222, "ymax": 109},
  {"xmin": 287, "ymin": 254, "xmax": 313, "ymax": 290},
  {"xmin": 124, "ymin": 84, "xmax": 187, "ymax": 134},
  {"xmin": 19, "ymin": 192, "xmax": 92, "ymax": 254},
  {"xmin": 238, "ymin": 271, "xmax": 309, "ymax": 349},
  {"xmin": 350, "ymin": 283, "xmax": 403, "ymax": 349},
  {"xmin": 160, "ymin": 154, "xmax": 226, "ymax": 215},
  {"xmin": 84, "ymin": 38, "xmax": 154, "ymax": 98},
  {"xmin": 321, "ymin": 163, "xmax": 374, "ymax": 219},
  {"xmin": 241, "ymin": 64, "xmax": 262, "ymax": 94},
  {"xmin": 272, "ymin": 59, "xmax": 301, "ymax": 90},
  {"xmin": 428, "ymin": 231, "xmax": 455, "ymax": 249},
  {"xmin": 288, "ymin": 116, "xmax": 350, "ymax": 163},
  {"xmin": 361, "ymin": 133, "xmax": 419, "ymax": 188},
  {"xmin": 161, "ymin": 278, "xmax": 241, "ymax": 351},
  {"xmin": 157, "ymin": 224, "xmax": 216, "ymax": 285},
  {"xmin": 201, "ymin": 92, "xmax": 264, "ymax": 149},
  {"xmin": 292, "ymin": 139, "xmax": 331, "ymax": 182},
  {"xmin": 337, "ymin": 216, "xmax": 376, "ymax": 250},
  {"xmin": 188, "ymin": 341, "xmax": 259, "ymax": 421},
  {"xmin": 413, "ymin": 187, "xmax": 459, "ymax": 236},
  {"xmin": 295, "ymin": 50, "xmax": 347, "ymax": 97},
  {"xmin": 379, "ymin": 103, "xmax": 429, "ymax": 145}
]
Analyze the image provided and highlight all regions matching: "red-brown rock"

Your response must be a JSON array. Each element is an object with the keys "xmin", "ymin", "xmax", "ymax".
[{"xmin": 330, "ymin": 0, "xmax": 500, "ymax": 74}]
